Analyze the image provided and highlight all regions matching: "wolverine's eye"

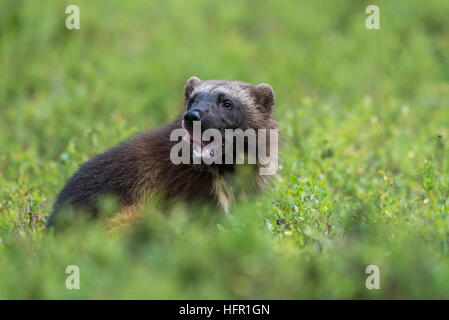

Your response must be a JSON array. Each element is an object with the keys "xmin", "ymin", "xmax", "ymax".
[
  {"xmin": 187, "ymin": 96, "xmax": 195, "ymax": 109},
  {"xmin": 222, "ymin": 99, "xmax": 233, "ymax": 109}
]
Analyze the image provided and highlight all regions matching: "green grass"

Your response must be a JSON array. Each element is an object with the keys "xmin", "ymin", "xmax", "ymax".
[{"xmin": 1, "ymin": 0, "xmax": 449, "ymax": 299}]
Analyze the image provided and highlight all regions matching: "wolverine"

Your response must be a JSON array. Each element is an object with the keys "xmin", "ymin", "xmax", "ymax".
[{"xmin": 47, "ymin": 77, "xmax": 278, "ymax": 228}]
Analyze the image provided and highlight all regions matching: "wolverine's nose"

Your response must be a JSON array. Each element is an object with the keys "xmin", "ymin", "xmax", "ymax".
[{"xmin": 184, "ymin": 110, "xmax": 201, "ymax": 124}]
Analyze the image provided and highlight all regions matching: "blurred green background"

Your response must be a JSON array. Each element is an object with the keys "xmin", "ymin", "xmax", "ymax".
[{"xmin": 1, "ymin": 0, "xmax": 449, "ymax": 299}]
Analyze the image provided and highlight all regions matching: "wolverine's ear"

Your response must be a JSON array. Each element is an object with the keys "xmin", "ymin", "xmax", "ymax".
[
  {"xmin": 184, "ymin": 76, "xmax": 201, "ymax": 101},
  {"xmin": 254, "ymin": 83, "xmax": 275, "ymax": 110}
]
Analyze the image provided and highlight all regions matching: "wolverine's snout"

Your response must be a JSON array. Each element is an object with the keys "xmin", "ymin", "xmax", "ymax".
[{"xmin": 183, "ymin": 110, "xmax": 201, "ymax": 130}]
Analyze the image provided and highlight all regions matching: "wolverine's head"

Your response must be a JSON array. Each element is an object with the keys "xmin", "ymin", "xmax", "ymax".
[
  {"xmin": 181, "ymin": 76, "xmax": 276, "ymax": 161},
  {"xmin": 183, "ymin": 76, "xmax": 275, "ymax": 131}
]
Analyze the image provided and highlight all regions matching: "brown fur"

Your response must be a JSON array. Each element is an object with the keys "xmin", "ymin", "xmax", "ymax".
[{"xmin": 107, "ymin": 205, "xmax": 141, "ymax": 232}]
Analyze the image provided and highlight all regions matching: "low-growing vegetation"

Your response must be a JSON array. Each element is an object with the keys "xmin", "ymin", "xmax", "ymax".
[{"xmin": 0, "ymin": 0, "xmax": 448, "ymax": 298}]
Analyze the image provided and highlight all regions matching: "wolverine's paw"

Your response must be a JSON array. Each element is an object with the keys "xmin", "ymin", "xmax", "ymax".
[{"xmin": 107, "ymin": 205, "xmax": 141, "ymax": 233}]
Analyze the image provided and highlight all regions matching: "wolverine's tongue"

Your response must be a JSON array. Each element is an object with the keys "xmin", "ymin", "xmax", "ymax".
[
  {"xmin": 182, "ymin": 120, "xmax": 194, "ymax": 144},
  {"xmin": 182, "ymin": 120, "xmax": 214, "ymax": 158}
]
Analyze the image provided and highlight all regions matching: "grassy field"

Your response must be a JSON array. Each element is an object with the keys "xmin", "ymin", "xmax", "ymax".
[{"xmin": 1, "ymin": 0, "xmax": 449, "ymax": 299}]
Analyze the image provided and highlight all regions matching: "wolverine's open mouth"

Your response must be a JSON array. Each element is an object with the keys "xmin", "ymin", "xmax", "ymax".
[{"xmin": 182, "ymin": 120, "xmax": 216, "ymax": 159}]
